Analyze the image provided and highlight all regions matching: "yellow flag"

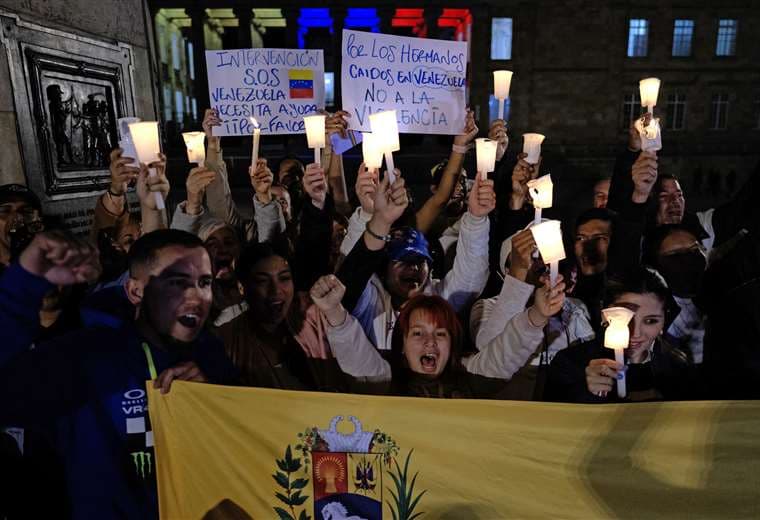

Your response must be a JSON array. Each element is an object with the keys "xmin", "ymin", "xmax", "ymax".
[{"xmin": 148, "ymin": 383, "xmax": 760, "ymax": 519}]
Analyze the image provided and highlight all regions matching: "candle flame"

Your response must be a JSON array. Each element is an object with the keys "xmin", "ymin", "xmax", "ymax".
[{"xmin": 249, "ymin": 117, "xmax": 260, "ymax": 130}]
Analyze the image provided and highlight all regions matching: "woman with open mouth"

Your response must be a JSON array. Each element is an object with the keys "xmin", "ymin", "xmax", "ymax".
[{"xmin": 311, "ymin": 273, "xmax": 564, "ymax": 398}]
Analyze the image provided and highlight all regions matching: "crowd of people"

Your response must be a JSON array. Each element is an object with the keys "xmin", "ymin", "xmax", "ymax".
[{"xmin": 0, "ymin": 106, "xmax": 758, "ymax": 518}]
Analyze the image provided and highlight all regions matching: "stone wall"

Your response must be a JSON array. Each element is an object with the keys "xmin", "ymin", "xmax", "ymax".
[{"xmin": 0, "ymin": 0, "xmax": 156, "ymax": 231}]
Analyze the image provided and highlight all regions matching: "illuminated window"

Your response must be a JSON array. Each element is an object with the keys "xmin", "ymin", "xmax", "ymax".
[
  {"xmin": 621, "ymin": 92, "xmax": 642, "ymax": 128},
  {"xmin": 163, "ymin": 87, "xmax": 172, "ymax": 122},
  {"xmin": 491, "ymin": 18, "xmax": 512, "ymax": 60},
  {"xmin": 174, "ymin": 90, "xmax": 184, "ymax": 121},
  {"xmin": 672, "ymin": 20, "xmax": 694, "ymax": 57},
  {"xmin": 438, "ymin": 9, "xmax": 471, "ymax": 42},
  {"xmin": 666, "ymin": 92, "xmax": 687, "ymax": 130},
  {"xmin": 345, "ymin": 8, "xmax": 380, "ymax": 32},
  {"xmin": 187, "ymin": 41, "xmax": 195, "ymax": 80},
  {"xmin": 325, "ymin": 72, "xmax": 334, "ymax": 106},
  {"xmin": 716, "ymin": 19, "xmax": 737, "ymax": 56},
  {"xmin": 171, "ymin": 33, "xmax": 180, "ymax": 70},
  {"xmin": 298, "ymin": 8, "xmax": 333, "ymax": 49},
  {"xmin": 391, "ymin": 9, "xmax": 426, "ymax": 37},
  {"xmin": 191, "ymin": 98, "xmax": 198, "ymax": 121},
  {"xmin": 710, "ymin": 93, "xmax": 729, "ymax": 129},
  {"xmin": 627, "ymin": 19, "xmax": 649, "ymax": 57}
]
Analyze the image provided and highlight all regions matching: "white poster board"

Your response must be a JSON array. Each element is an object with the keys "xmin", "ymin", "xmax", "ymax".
[
  {"xmin": 205, "ymin": 48, "xmax": 325, "ymax": 136},
  {"xmin": 341, "ymin": 29, "xmax": 467, "ymax": 135}
]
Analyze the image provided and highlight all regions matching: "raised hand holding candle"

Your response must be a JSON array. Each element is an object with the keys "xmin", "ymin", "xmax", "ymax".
[
  {"xmin": 602, "ymin": 306, "xmax": 636, "ymax": 399},
  {"xmin": 182, "ymin": 132, "xmax": 206, "ymax": 166},
  {"xmin": 637, "ymin": 77, "xmax": 663, "ymax": 152},
  {"xmin": 493, "ymin": 70, "xmax": 513, "ymax": 121},
  {"xmin": 304, "ymin": 114, "xmax": 326, "ymax": 167},
  {"xmin": 527, "ymin": 174, "xmax": 553, "ymax": 225},
  {"xmin": 249, "ymin": 117, "xmax": 261, "ymax": 168},
  {"xmin": 475, "ymin": 138, "xmax": 498, "ymax": 181},
  {"xmin": 529, "ymin": 219, "xmax": 565, "ymax": 285},
  {"xmin": 128, "ymin": 121, "xmax": 165, "ymax": 210},
  {"xmin": 362, "ymin": 132, "xmax": 384, "ymax": 171},
  {"xmin": 368, "ymin": 110, "xmax": 400, "ymax": 184},
  {"xmin": 522, "ymin": 133, "xmax": 545, "ymax": 165}
]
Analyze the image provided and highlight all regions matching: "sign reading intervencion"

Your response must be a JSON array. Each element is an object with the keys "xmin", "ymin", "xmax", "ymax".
[
  {"xmin": 205, "ymin": 48, "xmax": 325, "ymax": 136},
  {"xmin": 341, "ymin": 29, "xmax": 467, "ymax": 135}
]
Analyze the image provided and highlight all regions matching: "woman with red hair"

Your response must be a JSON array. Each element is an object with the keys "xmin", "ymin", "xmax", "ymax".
[{"xmin": 310, "ymin": 274, "xmax": 564, "ymax": 398}]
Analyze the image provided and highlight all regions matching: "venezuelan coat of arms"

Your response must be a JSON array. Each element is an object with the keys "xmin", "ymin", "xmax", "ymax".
[{"xmin": 271, "ymin": 415, "xmax": 425, "ymax": 520}]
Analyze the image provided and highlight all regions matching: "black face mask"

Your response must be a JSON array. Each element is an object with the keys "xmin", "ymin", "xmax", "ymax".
[{"xmin": 658, "ymin": 250, "xmax": 707, "ymax": 298}]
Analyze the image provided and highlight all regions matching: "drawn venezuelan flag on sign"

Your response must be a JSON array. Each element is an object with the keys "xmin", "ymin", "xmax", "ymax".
[
  {"xmin": 149, "ymin": 383, "xmax": 760, "ymax": 520},
  {"xmin": 289, "ymin": 69, "xmax": 314, "ymax": 99}
]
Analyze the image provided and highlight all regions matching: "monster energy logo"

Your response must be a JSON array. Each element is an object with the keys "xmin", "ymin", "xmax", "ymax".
[{"xmin": 131, "ymin": 451, "xmax": 153, "ymax": 479}]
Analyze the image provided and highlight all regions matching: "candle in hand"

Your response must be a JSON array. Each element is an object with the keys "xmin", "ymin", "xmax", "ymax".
[
  {"xmin": 639, "ymin": 77, "xmax": 661, "ymax": 114},
  {"xmin": 529, "ymin": 219, "xmax": 565, "ymax": 285},
  {"xmin": 128, "ymin": 121, "xmax": 165, "ymax": 210},
  {"xmin": 527, "ymin": 174, "xmax": 553, "ymax": 225},
  {"xmin": 249, "ymin": 117, "xmax": 261, "ymax": 169},
  {"xmin": 362, "ymin": 132, "xmax": 384, "ymax": 171},
  {"xmin": 303, "ymin": 114, "xmax": 326, "ymax": 167},
  {"xmin": 493, "ymin": 70, "xmax": 513, "ymax": 121},
  {"xmin": 368, "ymin": 110, "xmax": 400, "ymax": 184},
  {"xmin": 601, "ymin": 306, "xmax": 636, "ymax": 399},
  {"xmin": 182, "ymin": 131, "xmax": 206, "ymax": 166},
  {"xmin": 522, "ymin": 133, "xmax": 545, "ymax": 165},
  {"xmin": 475, "ymin": 138, "xmax": 498, "ymax": 181}
]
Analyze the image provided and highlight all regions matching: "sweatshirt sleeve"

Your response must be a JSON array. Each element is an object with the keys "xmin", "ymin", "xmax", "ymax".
[
  {"xmin": 340, "ymin": 207, "xmax": 372, "ymax": 257},
  {"xmin": 0, "ymin": 262, "xmax": 51, "ymax": 365},
  {"xmin": 253, "ymin": 196, "xmax": 286, "ymax": 243},
  {"xmin": 435, "ymin": 211, "xmax": 490, "ymax": 312},
  {"xmin": 336, "ymin": 233, "xmax": 386, "ymax": 314},
  {"xmin": 471, "ymin": 274, "xmax": 535, "ymax": 350},
  {"xmin": 170, "ymin": 201, "xmax": 206, "ymax": 235},
  {"xmin": 462, "ymin": 310, "xmax": 545, "ymax": 380},
  {"xmin": 326, "ymin": 313, "xmax": 391, "ymax": 381},
  {"xmin": 204, "ymin": 145, "xmax": 244, "ymax": 230}
]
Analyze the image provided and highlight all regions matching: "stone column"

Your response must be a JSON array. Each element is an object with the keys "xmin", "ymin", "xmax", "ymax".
[{"xmin": 233, "ymin": 5, "xmax": 253, "ymax": 49}]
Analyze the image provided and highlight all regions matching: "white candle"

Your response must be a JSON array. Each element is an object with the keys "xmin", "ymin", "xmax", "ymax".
[
  {"xmin": 475, "ymin": 138, "xmax": 498, "ymax": 181},
  {"xmin": 182, "ymin": 131, "xmax": 206, "ymax": 165},
  {"xmin": 493, "ymin": 70, "xmax": 513, "ymax": 121},
  {"xmin": 369, "ymin": 110, "xmax": 400, "ymax": 184},
  {"xmin": 601, "ymin": 307, "xmax": 636, "ymax": 399},
  {"xmin": 639, "ymin": 77, "xmax": 661, "ymax": 115},
  {"xmin": 522, "ymin": 133, "xmax": 545, "ymax": 165},
  {"xmin": 303, "ymin": 114, "xmax": 326, "ymax": 167},
  {"xmin": 128, "ymin": 121, "xmax": 165, "ymax": 210},
  {"xmin": 249, "ymin": 117, "xmax": 261, "ymax": 170},
  {"xmin": 362, "ymin": 132, "xmax": 384, "ymax": 170},
  {"xmin": 529, "ymin": 219, "xmax": 566, "ymax": 285}
]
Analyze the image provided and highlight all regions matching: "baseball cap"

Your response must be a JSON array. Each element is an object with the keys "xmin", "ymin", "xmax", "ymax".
[
  {"xmin": 0, "ymin": 184, "xmax": 42, "ymax": 211},
  {"xmin": 387, "ymin": 227, "xmax": 433, "ymax": 264}
]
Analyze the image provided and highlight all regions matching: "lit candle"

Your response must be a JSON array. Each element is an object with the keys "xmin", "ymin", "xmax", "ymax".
[
  {"xmin": 639, "ymin": 77, "xmax": 661, "ymax": 115},
  {"xmin": 368, "ymin": 110, "xmax": 400, "ymax": 184},
  {"xmin": 249, "ymin": 117, "xmax": 261, "ymax": 170},
  {"xmin": 527, "ymin": 174, "xmax": 553, "ymax": 225},
  {"xmin": 303, "ymin": 114, "xmax": 326, "ymax": 167},
  {"xmin": 362, "ymin": 132, "xmax": 384, "ymax": 171},
  {"xmin": 182, "ymin": 131, "xmax": 206, "ymax": 166},
  {"xmin": 522, "ymin": 133, "xmax": 545, "ymax": 165},
  {"xmin": 601, "ymin": 306, "xmax": 636, "ymax": 399},
  {"xmin": 128, "ymin": 121, "xmax": 164, "ymax": 210},
  {"xmin": 529, "ymin": 219, "xmax": 565, "ymax": 285},
  {"xmin": 493, "ymin": 70, "xmax": 513, "ymax": 121},
  {"xmin": 475, "ymin": 138, "xmax": 498, "ymax": 181}
]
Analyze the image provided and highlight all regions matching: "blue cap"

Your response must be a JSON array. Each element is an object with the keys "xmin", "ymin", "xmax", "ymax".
[{"xmin": 387, "ymin": 227, "xmax": 433, "ymax": 264}]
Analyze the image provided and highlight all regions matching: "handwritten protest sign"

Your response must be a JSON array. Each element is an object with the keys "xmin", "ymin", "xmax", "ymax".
[
  {"xmin": 341, "ymin": 29, "xmax": 467, "ymax": 135},
  {"xmin": 205, "ymin": 48, "xmax": 325, "ymax": 136}
]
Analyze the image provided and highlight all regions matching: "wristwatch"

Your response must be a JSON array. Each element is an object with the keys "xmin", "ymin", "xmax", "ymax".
[{"xmin": 365, "ymin": 222, "xmax": 392, "ymax": 242}]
